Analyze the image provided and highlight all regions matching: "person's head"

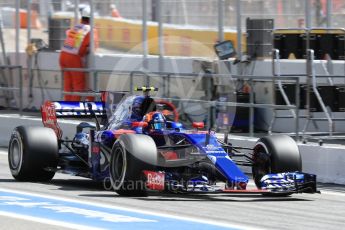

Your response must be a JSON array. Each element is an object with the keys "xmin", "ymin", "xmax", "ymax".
[
  {"xmin": 131, "ymin": 96, "xmax": 144, "ymax": 121},
  {"xmin": 80, "ymin": 6, "xmax": 90, "ymax": 24},
  {"xmin": 81, "ymin": 16, "xmax": 89, "ymax": 25}
]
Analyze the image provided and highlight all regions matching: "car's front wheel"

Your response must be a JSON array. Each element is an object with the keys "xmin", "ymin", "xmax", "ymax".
[
  {"xmin": 110, "ymin": 134, "xmax": 157, "ymax": 196},
  {"xmin": 252, "ymin": 135, "xmax": 302, "ymax": 189}
]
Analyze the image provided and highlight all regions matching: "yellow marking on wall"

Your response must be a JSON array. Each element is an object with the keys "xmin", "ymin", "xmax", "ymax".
[{"xmin": 54, "ymin": 15, "xmax": 245, "ymax": 57}]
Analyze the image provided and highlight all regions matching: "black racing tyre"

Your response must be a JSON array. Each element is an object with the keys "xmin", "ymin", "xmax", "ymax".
[
  {"xmin": 252, "ymin": 135, "xmax": 302, "ymax": 189},
  {"xmin": 110, "ymin": 134, "xmax": 157, "ymax": 196},
  {"xmin": 8, "ymin": 126, "xmax": 59, "ymax": 181}
]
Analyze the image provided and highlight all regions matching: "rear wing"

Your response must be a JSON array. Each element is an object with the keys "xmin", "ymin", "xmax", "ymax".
[
  {"xmin": 41, "ymin": 101, "xmax": 106, "ymax": 139},
  {"xmin": 53, "ymin": 101, "xmax": 106, "ymax": 118}
]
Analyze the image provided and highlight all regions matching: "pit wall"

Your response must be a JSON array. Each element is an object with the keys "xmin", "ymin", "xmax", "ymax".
[
  {"xmin": 8, "ymin": 51, "xmax": 345, "ymax": 133},
  {"xmin": 52, "ymin": 14, "xmax": 242, "ymax": 57}
]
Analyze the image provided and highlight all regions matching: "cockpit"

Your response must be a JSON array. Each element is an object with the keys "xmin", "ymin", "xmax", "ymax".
[{"xmin": 107, "ymin": 95, "xmax": 158, "ymax": 130}]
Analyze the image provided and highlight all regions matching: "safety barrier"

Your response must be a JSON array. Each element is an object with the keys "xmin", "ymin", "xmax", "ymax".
[{"xmin": 52, "ymin": 15, "xmax": 242, "ymax": 57}]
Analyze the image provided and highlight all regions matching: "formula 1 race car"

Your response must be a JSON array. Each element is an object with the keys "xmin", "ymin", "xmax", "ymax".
[{"xmin": 8, "ymin": 87, "xmax": 318, "ymax": 196}]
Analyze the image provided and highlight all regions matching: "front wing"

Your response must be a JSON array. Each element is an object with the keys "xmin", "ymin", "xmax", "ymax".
[
  {"xmin": 259, "ymin": 172, "xmax": 318, "ymax": 194},
  {"xmin": 144, "ymin": 171, "xmax": 319, "ymax": 195}
]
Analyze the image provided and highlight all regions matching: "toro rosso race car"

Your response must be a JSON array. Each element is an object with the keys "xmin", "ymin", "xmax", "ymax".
[{"xmin": 8, "ymin": 87, "xmax": 318, "ymax": 196}]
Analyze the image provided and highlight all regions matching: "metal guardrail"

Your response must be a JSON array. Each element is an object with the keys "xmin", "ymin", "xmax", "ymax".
[
  {"xmin": 129, "ymin": 70, "xmax": 300, "ymax": 139},
  {"xmin": 58, "ymin": 67, "xmax": 301, "ymax": 138},
  {"xmin": 302, "ymin": 49, "xmax": 345, "ymax": 138},
  {"xmin": 271, "ymin": 28, "xmax": 345, "ymax": 141},
  {"xmin": 0, "ymin": 65, "xmax": 23, "ymax": 114},
  {"xmin": 270, "ymin": 49, "xmax": 301, "ymax": 141},
  {"xmin": 21, "ymin": 51, "xmax": 345, "ymax": 141},
  {"xmin": 9, "ymin": 56, "xmax": 345, "ymax": 141},
  {"xmin": 28, "ymin": 63, "xmax": 345, "ymax": 140}
]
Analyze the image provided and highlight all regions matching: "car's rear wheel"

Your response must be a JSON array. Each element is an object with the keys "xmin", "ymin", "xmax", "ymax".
[
  {"xmin": 8, "ymin": 126, "xmax": 58, "ymax": 181},
  {"xmin": 110, "ymin": 134, "xmax": 157, "ymax": 196},
  {"xmin": 252, "ymin": 135, "xmax": 301, "ymax": 192}
]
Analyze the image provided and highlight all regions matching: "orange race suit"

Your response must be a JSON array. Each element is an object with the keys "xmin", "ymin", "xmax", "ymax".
[{"xmin": 59, "ymin": 23, "xmax": 98, "ymax": 101}]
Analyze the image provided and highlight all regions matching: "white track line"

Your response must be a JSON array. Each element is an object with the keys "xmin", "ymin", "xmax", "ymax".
[
  {"xmin": 0, "ymin": 187, "xmax": 256, "ymax": 230},
  {"xmin": 0, "ymin": 211, "xmax": 104, "ymax": 230},
  {"xmin": 320, "ymin": 190, "xmax": 345, "ymax": 197}
]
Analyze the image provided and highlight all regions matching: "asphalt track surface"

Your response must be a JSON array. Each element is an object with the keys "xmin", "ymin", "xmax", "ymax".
[{"xmin": 0, "ymin": 148, "xmax": 344, "ymax": 230}]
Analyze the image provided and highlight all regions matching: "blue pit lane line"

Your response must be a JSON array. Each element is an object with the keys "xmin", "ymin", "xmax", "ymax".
[{"xmin": 0, "ymin": 188, "xmax": 243, "ymax": 230}]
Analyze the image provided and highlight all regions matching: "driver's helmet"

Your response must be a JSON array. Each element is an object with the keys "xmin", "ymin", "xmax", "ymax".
[
  {"xmin": 130, "ymin": 96, "xmax": 144, "ymax": 121},
  {"xmin": 74, "ymin": 132, "xmax": 89, "ymax": 148},
  {"xmin": 150, "ymin": 112, "xmax": 166, "ymax": 130}
]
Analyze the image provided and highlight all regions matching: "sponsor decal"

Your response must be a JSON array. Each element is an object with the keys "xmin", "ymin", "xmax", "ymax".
[
  {"xmin": 91, "ymin": 143, "xmax": 100, "ymax": 154},
  {"xmin": 203, "ymin": 144, "xmax": 226, "ymax": 154},
  {"xmin": 144, "ymin": 171, "xmax": 165, "ymax": 191},
  {"xmin": 54, "ymin": 102, "xmax": 104, "ymax": 116},
  {"xmin": 206, "ymin": 144, "xmax": 217, "ymax": 151}
]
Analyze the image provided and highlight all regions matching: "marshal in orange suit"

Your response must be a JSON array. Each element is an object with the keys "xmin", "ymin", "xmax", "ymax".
[{"xmin": 59, "ymin": 7, "xmax": 98, "ymax": 101}]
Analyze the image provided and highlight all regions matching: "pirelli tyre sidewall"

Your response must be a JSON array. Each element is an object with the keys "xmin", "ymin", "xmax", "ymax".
[
  {"xmin": 110, "ymin": 134, "xmax": 156, "ymax": 196},
  {"xmin": 8, "ymin": 126, "xmax": 59, "ymax": 181},
  {"xmin": 252, "ymin": 135, "xmax": 302, "ymax": 189}
]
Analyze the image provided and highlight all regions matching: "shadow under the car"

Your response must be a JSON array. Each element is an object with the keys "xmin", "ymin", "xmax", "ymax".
[
  {"xmin": 133, "ymin": 193, "xmax": 313, "ymax": 202},
  {"xmin": 50, "ymin": 178, "xmax": 105, "ymax": 191},
  {"xmin": 79, "ymin": 193, "xmax": 118, "ymax": 198},
  {"xmin": 0, "ymin": 178, "xmax": 19, "ymax": 183},
  {"xmin": 77, "ymin": 190, "xmax": 313, "ymax": 202}
]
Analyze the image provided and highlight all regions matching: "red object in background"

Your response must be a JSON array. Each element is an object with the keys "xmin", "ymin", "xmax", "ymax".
[
  {"xmin": 59, "ymin": 23, "xmax": 99, "ymax": 101},
  {"xmin": 192, "ymin": 122, "xmax": 205, "ymax": 129},
  {"xmin": 59, "ymin": 52, "xmax": 86, "ymax": 101},
  {"xmin": 122, "ymin": 28, "xmax": 130, "ymax": 45},
  {"xmin": 321, "ymin": 0, "xmax": 343, "ymax": 12},
  {"xmin": 180, "ymin": 36, "xmax": 192, "ymax": 56},
  {"xmin": 19, "ymin": 9, "xmax": 41, "ymax": 29},
  {"xmin": 101, "ymin": 91, "xmax": 108, "ymax": 102},
  {"xmin": 107, "ymin": 24, "xmax": 113, "ymax": 42},
  {"xmin": 298, "ymin": 19, "xmax": 305, "ymax": 28},
  {"xmin": 111, "ymin": 5, "xmax": 122, "ymax": 18},
  {"xmin": 143, "ymin": 171, "xmax": 165, "ymax": 191}
]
